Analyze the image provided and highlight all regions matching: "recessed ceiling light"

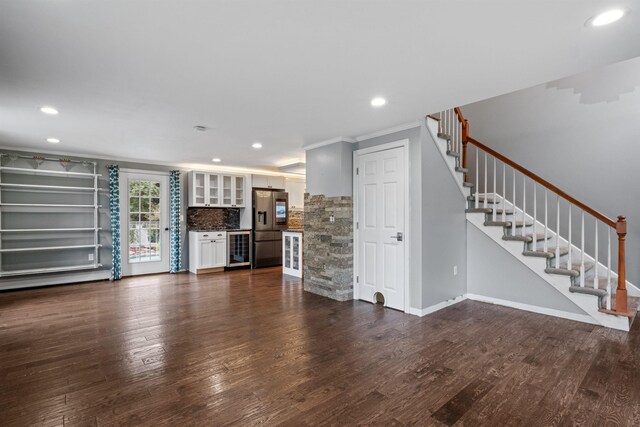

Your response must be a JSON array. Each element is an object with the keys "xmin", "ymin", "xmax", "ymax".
[
  {"xmin": 212, "ymin": 158, "xmax": 221, "ymax": 163},
  {"xmin": 586, "ymin": 9, "xmax": 627, "ymax": 27},
  {"xmin": 252, "ymin": 142, "xmax": 263, "ymax": 149},
  {"xmin": 40, "ymin": 106, "xmax": 59, "ymax": 115},
  {"xmin": 46, "ymin": 138, "xmax": 60, "ymax": 143},
  {"xmin": 371, "ymin": 97, "xmax": 386, "ymax": 107}
]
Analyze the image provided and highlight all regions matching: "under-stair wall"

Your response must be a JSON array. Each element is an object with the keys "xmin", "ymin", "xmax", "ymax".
[
  {"xmin": 467, "ymin": 220, "xmax": 593, "ymax": 323},
  {"xmin": 420, "ymin": 121, "xmax": 467, "ymax": 311}
]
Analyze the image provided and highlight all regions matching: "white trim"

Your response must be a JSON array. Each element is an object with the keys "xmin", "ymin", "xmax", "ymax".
[
  {"xmin": 408, "ymin": 294, "xmax": 467, "ymax": 316},
  {"xmin": 119, "ymin": 168, "xmax": 170, "ymax": 176},
  {"xmin": 465, "ymin": 293, "xmax": 598, "ymax": 325},
  {"xmin": 353, "ymin": 139, "xmax": 411, "ymax": 313},
  {"xmin": 354, "ymin": 121, "xmax": 421, "ymax": 142},
  {"xmin": 406, "ymin": 292, "xmax": 597, "ymax": 325},
  {"xmin": 303, "ymin": 121, "xmax": 421, "ymax": 152},
  {"xmin": 302, "ymin": 136, "xmax": 356, "ymax": 151}
]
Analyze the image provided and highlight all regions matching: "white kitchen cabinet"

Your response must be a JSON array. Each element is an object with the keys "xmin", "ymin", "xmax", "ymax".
[
  {"xmin": 188, "ymin": 171, "xmax": 246, "ymax": 207},
  {"xmin": 219, "ymin": 174, "xmax": 245, "ymax": 207},
  {"xmin": 252, "ymin": 174, "xmax": 285, "ymax": 190},
  {"xmin": 283, "ymin": 231, "xmax": 303, "ymax": 278},
  {"xmin": 285, "ymin": 179, "xmax": 305, "ymax": 211},
  {"xmin": 189, "ymin": 231, "xmax": 227, "ymax": 273}
]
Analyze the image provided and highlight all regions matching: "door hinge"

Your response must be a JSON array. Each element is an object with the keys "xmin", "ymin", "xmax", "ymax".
[
  {"xmin": 356, "ymin": 276, "xmax": 359, "ymax": 283},
  {"xmin": 356, "ymin": 222, "xmax": 359, "ymax": 229},
  {"xmin": 356, "ymin": 168, "xmax": 359, "ymax": 175}
]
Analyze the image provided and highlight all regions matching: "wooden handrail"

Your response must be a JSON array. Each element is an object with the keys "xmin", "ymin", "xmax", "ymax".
[{"xmin": 466, "ymin": 136, "xmax": 616, "ymax": 229}]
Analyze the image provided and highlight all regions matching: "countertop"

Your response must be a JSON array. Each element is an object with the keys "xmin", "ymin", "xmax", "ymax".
[
  {"xmin": 189, "ymin": 228, "xmax": 252, "ymax": 232},
  {"xmin": 284, "ymin": 229, "xmax": 304, "ymax": 233}
]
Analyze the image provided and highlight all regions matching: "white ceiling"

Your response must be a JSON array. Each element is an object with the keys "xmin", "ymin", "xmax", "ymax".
[{"xmin": 1, "ymin": 0, "xmax": 640, "ymax": 171}]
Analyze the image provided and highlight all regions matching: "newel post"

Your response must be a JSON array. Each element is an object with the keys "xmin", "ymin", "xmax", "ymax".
[{"xmin": 616, "ymin": 215, "xmax": 628, "ymax": 313}]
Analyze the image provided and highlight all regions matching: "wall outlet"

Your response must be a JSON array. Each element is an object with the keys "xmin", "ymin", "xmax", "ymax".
[
  {"xmin": 453, "ymin": 265, "xmax": 458, "ymax": 276},
  {"xmin": 329, "ymin": 215, "xmax": 335, "ymax": 223},
  {"xmin": 88, "ymin": 254, "xmax": 94, "ymax": 261}
]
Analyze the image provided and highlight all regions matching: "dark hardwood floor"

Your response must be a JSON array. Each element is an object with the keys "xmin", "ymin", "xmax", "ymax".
[{"xmin": 1, "ymin": 268, "xmax": 640, "ymax": 426}]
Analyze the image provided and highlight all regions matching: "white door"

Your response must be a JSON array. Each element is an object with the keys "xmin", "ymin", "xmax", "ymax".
[
  {"xmin": 356, "ymin": 146, "xmax": 406, "ymax": 311},
  {"xmin": 120, "ymin": 172, "xmax": 171, "ymax": 276}
]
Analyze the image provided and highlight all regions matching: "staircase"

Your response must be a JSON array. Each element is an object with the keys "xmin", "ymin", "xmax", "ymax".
[{"xmin": 426, "ymin": 108, "xmax": 639, "ymax": 331}]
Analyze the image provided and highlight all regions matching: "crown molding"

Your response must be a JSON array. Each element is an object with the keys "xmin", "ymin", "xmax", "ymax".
[
  {"xmin": 354, "ymin": 121, "xmax": 421, "ymax": 142},
  {"xmin": 302, "ymin": 136, "xmax": 356, "ymax": 151}
]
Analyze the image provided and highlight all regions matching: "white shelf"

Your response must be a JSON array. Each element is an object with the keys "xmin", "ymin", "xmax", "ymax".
[
  {"xmin": 0, "ymin": 203, "xmax": 101, "ymax": 208},
  {"xmin": 0, "ymin": 228, "xmax": 102, "ymax": 233},
  {"xmin": 0, "ymin": 152, "xmax": 102, "ymax": 281},
  {"xmin": 0, "ymin": 166, "xmax": 100, "ymax": 178},
  {"xmin": 0, "ymin": 183, "xmax": 104, "ymax": 192},
  {"xmin": 0, "ymin": 244, "xmax": 102, "ymax": 253},
  {"xmin": 0, "ymin": 263, "xmax": 103, "ymax": 277}
]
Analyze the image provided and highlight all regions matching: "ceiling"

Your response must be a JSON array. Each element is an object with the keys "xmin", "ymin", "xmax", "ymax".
[{"xmin": 1, "ymin": 1, "xmax": 640, "ymax": 172}]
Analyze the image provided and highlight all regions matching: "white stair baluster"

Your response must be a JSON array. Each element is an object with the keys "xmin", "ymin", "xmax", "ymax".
[
  {"xmin": 568, "ymin": 205, "xmax": 572, "ymax": 270},
  {"xmin": 594, "ymin": 221, "xmax": 599, "ymax": 290},
  {"xmin": 533, "ymin": 184, "xmax": 537, "ymax": 243},
  {"xmin": 607, "ymin": 230, "xmax": 612, "ymax": 310},
  {"xmin": 580, "ymin": 211, "xmax": 585, "ymax": 287},
  {"xmin": 544, "ymin": 190, "xmax": 548, "ymax": 253},
  {"xmin": 475, "ymin": 147, "xmax": 479, "ymax": 204},
  {"xmin": 452, "ymin": 112, "xmax": 456, "ymax": 155},
  {"xmin": 492, "ymin": 157, "xmax": 496, "ymax": 221},
  {"xmin": 522, "ymin": 177, "xmax": 526, "ymax": 237},
  {"xmin": 512, "ymin": 168, "xmax": 517, "ymax": 236},
  {"xmin": 555, "ymin": 196, "xmax": 560, "ymax": 268},
  {"xmin": 484, "ymin": 152, "xmax": 488, "ymax": 209},
  {"xmin": 502, "ymin": 162, "xmax": 506, "ymax": 222}
]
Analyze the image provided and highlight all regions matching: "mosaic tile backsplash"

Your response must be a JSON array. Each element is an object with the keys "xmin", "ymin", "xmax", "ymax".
[{"xmin": 187, "ymin": 207, "xmax": 240, "ymax": 231}]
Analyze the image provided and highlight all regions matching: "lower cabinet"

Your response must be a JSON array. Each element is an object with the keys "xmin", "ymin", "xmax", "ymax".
[
  {"xmin": 282, "ymin": 231, "xmax": 303, "ymax": 278},
  {"xmin": 189, "ymin": 231, "xmax": 227, "ymax": 274}
]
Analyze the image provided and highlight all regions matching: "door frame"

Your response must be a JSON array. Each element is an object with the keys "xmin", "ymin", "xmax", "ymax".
[
  {"xmin": 119, "ymin": 169, "xmax": 171, "ymax": 276},
  {"xmin": 353, "ymin": 139, "xmax": 410, "ymax": 312}
]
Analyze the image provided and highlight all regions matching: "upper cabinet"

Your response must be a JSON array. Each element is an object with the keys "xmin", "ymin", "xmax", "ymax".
[
  {"xmin": 285, "ymin": 178, "xmax": 306, "ymax": 211},
  {"xmin": 188, "ymin": 171, "xmax": 246, "ymax": 208},
  {"xmin": 252, "ymin": 174, "xmax": 285, "ymax": 190}
]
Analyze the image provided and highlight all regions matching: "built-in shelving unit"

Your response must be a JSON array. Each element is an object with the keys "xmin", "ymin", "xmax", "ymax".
[{"xmin": 0, "ymin": 153, "xmax": 103, "ymax": 278}]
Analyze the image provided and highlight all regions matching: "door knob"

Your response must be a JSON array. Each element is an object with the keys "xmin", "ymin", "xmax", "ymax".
[{"xmin": 390, "ymin": 232, "xmax": 403, "ymax": 242}]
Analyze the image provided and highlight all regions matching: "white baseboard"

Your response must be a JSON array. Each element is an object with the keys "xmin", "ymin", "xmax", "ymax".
[
  {"xmin": 466, "ymin": 293, "xmax": 598, "ymax": 325},
  {"xmin": 407, "ymin": 294, "xmax": 467, "ymax": 317},
  {"xmin": 407, "ymin": 292, "xmax": 598, "ymax": 326}
]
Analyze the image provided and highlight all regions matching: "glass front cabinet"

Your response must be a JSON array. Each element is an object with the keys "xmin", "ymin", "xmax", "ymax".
[
  {"xmin": 283, "ymin": 231, "xmax": 303, "ymax": 278},
  {"xmin": 188, "ymin": 171, "xmax": 246, "ymax": 207}
]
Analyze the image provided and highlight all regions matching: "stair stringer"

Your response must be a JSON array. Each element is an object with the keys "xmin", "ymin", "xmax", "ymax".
[
  {"xmin": 424, "ymin": 117, "xmax": 469, "ymax": 199},
  {"xmin": 467, "ymin": 212, "xmax": 630, "ymax": 331}
]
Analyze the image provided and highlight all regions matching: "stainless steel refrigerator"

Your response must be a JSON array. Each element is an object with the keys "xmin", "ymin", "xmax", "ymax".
[{"xmin": 252, "ymin": 189, "xmax": 288, "ymax": 268}]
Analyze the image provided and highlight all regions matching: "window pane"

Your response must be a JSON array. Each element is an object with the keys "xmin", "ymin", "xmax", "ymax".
[
  {"xmin": 141, "ymin": 198, "xmax": 150, "ymax": 212},
  {"xmin": 129, "ymin": 197, "xmax": 140, "ymax": 212}
]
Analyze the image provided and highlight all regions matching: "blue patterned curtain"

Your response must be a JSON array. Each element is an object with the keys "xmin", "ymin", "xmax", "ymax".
[
  {"xmin": 169, "ymin": 171, "xmax": 181, "ymax": 273},
  {"xmin": 108, "ymin": 165, "xmax": 122, "ymax": 280}
]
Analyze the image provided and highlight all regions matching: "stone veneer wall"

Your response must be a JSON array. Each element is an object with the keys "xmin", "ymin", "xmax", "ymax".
[{"xmin": 303, "ymin": 194, "xmax": 353, "ymax": 301}]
